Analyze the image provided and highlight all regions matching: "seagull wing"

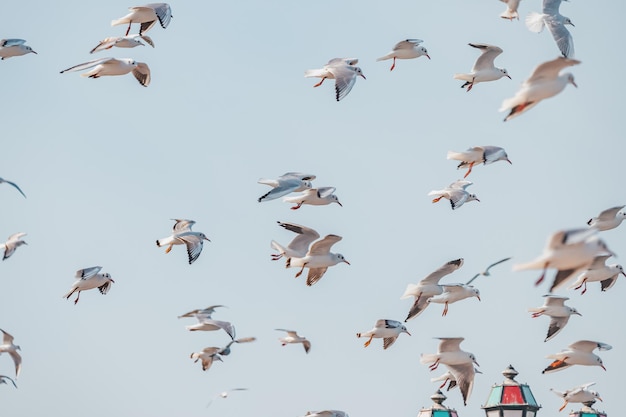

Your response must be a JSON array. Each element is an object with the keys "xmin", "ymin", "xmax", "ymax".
[
  {"xmin": 469, "ymin": 43, "xmax": 503, "ymax": 71},
  {"xmin": 75, "ymin": 266, "xmax": 103, "ymax": 279},
  {"xmin": 132, "ymin": 62, "xmax": 151, "ymax": 86},
  {"xmin": 60, "ymin": 57, "xmax": 116, "ymax": 73},
  {"xmin": 307, "ymin": 235, "xmax": 342, "ymax": 256}
]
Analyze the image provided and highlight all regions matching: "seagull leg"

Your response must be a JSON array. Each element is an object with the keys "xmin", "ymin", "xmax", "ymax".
[
  {"xmin": 165, "ymin": 244, "xmax": 173, "ymax": 254},
  {"xmin": 390, "ymin": 57, "xmax": 396, "ymax": 71},
  {"xmin": 464, "ymin": 162, "xmax": 474, "ymax": 178},
  {"xmin": 271, "ymin": 253, "xmax": 283, "ymax": 261},
  {"xmin": 559, "ymin": 402, "xmax": 568, "ymax": 412},
  {"xmin": 431, "ymin": 196, "xmax": 443, "ymax": 203},
  {"xmin": 295, "ymin": 263, "xmax": 307, "ymax": 278},
  {"xmin": 364, "ymin": 335, "xmax": 374, "ymax": 347},
  {"xmin": 290, "ymin": 203, "xmax": 302, "ymax": 210},
  {"xmin": 313, "ymin": 78, "xmax": 326, "ymax": 88},
  {"xmin": 125, "ymin": 23, "xmax": 131, "ymax": 36},
  {"xmin": 466, "ymin": 78, "xmax": 474, "ymax": 92},
  {"xmin": 439, "ymin": 378, "xmax": 449, "ymax": 389},
  {"xmin": 442, "ymin": 302, "xmax": 449, "ymax": 316},
  {"xmin": 581, "ymin": 281, "xmax": 588, "ymax": 295},
  {"xmin": 74, "ymin": 291, "xmax": 81, "ymax": 305},
  {"xmin": 531, "ymin": 310, "xmax": 544, "ymax": 318},
  {"xmin": 534, "ymin": 263, "xmax": 548, "ymax": 286},
  {"xmin": 428, "ymin": 359, "xmax": 440, "ymax": 371}
]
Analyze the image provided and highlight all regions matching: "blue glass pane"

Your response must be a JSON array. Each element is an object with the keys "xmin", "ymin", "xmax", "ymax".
[
  {"xmin": 485, "ymin": 386, "xmax": 503, "ymax": 406},
  {"xmin": 521, "ymin": 385, "xmax": 538, "ymax": 406},
  {"xmin": 433, "ymin": 411, "xmax": 450, "ymax": 417}
]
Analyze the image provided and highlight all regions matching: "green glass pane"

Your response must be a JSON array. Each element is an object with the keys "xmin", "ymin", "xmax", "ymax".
[
  {"xmin": 433, "ymin": 410, "xmax": 450, "ymax": 417},
  {"xmin": 521, "ymin": 385, "xmax": 538, "ymax": 406},
  {"xmin": 486, "ymin": 386, "xmax": 503, "ymax": 406}
]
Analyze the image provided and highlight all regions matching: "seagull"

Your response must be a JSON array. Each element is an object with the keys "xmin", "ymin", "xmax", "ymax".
[
  {"xmin": 60, "ymin": 57, "xmax": 151, "ymax": 87},
  {"xmin": 401, "ymin": 258, "xmax": 464, "ymax": 321},
  {"xmin": 551, "ymin": 382, "xmax": 602, "ymax": 412},
  {"xmin": 513, "ymin": 228, "xmax": 614, "ymax": 291},
  {"xmin": 528, "ymin": 294, "xmax": 581, "ymax": 342},
  {"xmin": 1, "ymin": 233, "xmax": 27, "ymax": 261},
  {"xmin": 156, "ymin": 219, "xmax": 210, "ymax": 265},
  {"xmin": 376, "ymin": 39, "xmax": 430, "ymax": 71},
  {"xmin": 0, "ymin": 177, "xmax": 26, "ymax": 198},
  {"xmin": 63, "ymin": 266, "xmax": 115, "ymax": 305},
  {"xmin": 431, "ymin": 368, "xmax": 482, "ymax": 391},
  {"xmin": 283, "ymin": 187, "xmax": 342, "ymax": 210},
  {"xmin": 217, "ymin": 337, "xmax": 256, "ymax": 356},
  {"xmin": 0, "ymin": 39, "xmax": 36, "ymax": 60},
  {"xmin": 90, "ymin": 34, "xmax": 154, "ymax": 54},
  {"xmin": 568, "ymin": 255, "xmax": 625, "ymax": 294},
  {"xmin": 0, "ymin": 375, "xmax": 17, "ymax": 388},
  {"xmin": 543, "ymin": 340, "xmax": 611, "ymax": 374},
  {"xmin": 184, "ymin": 318, "xmax": 236, "ymax": 340},
  {"xmin": 500, "ymin": 56, "xmax": 579, "ymax": 121},
  {"xmin": 465, "ymin": 257, "xmax": 512, "ymax": 285},
  {"xmin": 111, "ymin": 3, "xmax": 173, "ymax": 36},
  {"xmin": 300, "ymin": 411, "xmax": 349, "ymax": 417},
  {"xmin": 526, "ymin": 0, "xmax": 574, "ymax": 58},
  {"xmin": 356, "ymin": 319, "xmax": 410, "ymax": 349},
  {"xmin": 276, "ymin": 329, "xmax": 311, "ymax": 353},
  {"xmin": 447, "ymin": 146, "xmax": 512, "ymax": 178},
  {"xmin": 500, "ymin": 0, "xmax": 521, "ymax": 20},
  {"xmin": 177, "ymin": 305, "xmax": 225, "ymax": 319},
  {"xmin": 190, "ymin": 347, "xmax": 222, "ymax": 371},
  {"xmin": 428, "ymin": 180, "xmax": 480, "ymax": 210},
  {"xmin": 0, "ymin": 329, "xmax": 21, "ymax": 378},
  {"xmin": 285, "ymin": 234, "xmax": 350, "ymax": 286},
  {"xmin": 206, "ymin": 388, "xmax": 248, "ymax": 408},
  {"xmin": 587, "ymin": 206, "xmax": 626, "ymax": 231},
  {"xmin": 271, "ymin": 221, "xmax": 320, "ymax": 261},
  {"xmin": 427, "ymin": 284, "xmax": 481, "ymax": 316},
  {"xmin": 258, "ymin": 172, "xmax": 315, "ymax": 203},
  {"xmin": 420, "ymin": 337, "xmax": 480, "ymax": 405},
  {"xmin": 304, "ymin": 58, "xmax": 366, "ymax": 101},
  {"xmin": 454, "ymin": 43, "xmax": 510, "ymax": 92}
]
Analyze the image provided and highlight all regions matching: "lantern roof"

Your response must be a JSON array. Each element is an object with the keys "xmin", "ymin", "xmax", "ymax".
[{"xmin": 482, "ymin": 365, "xmax": 540, "ymax": 410}]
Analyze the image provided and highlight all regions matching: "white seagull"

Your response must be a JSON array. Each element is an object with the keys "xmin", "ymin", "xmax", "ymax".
[
  {"xmin": 465, "ymin": 257, "xmax": 512, "ymax": 285},
  {"xmin": 304, "ymin": 58, "xmax": 366, "ymax": 101},
  {"xmin": 0, "ymin": 329, "xmax": 21, "ymax": 379},
  {"xmin": 258, "ymin": 172, "xmax": 315, "ymax": 203},
  {"xmin": 217, "ymin": 337, "xmax": 256, "ymax": 356},
  {"xmin": 111, "ymin": 3, "xmax": 173, "ymax": 35},
  {"xmin": 587, "ymin": 206, "xmax": 626, "ymax": 231},
  {"xmin": 156, "ymin": 219, "xmax": 210, "ymax": 265},
  {"xmin": 283, "ymin": 187, "xmax": 342, "ymax": 210},
  {"xmin": 90, "ymin": 34, "xmax": 154, "ymax": 54},
  {"xmin": 568, "ymin": 255, "xmax": 625, "ymax": 294},
  {"xmin": 271, "ymin": 221, "xmax": 320, "ymax": 261},
  {"xmin": 276, "ymin": 329, "xmax": 311, "ymax": 353},
  {"xmin": 190, "ymin": 347, "xmax": 222, "ymax": 371},
  {"xmin": 431, "ymin": 368, "xmax": 482, "ymax": 391},
  {"xmin": 356, "ymin": 319, "xmax": 410, "ymax": 349},
  {"xmin": 184, "ymin": 317, "xmax": 236, "ymax": 340},
  {"xmin": 447, "ymin": 146, "xmax": 512, "ymax": 178},
  {"xmin": 402, "ymin": 258, "xmax": 464, "ymax": 321},
  {"xmin": 0, "ymin": 39, "xmax": 36, "ymax": 60},
  {"xmin": 551, "ymin": 382, "xmax": 602, "ymax": 412},
  {"xmin": 285, "ymin": 234, "xmax": 350, "ymax": 286},
  {"xmin": 543, "ymin": 340, "xmax": 611, "ymax": 374},
  {"xmin": 0, "ymin": 177, "xmax": 26, "ymax": 198},
  {"xmin": 0, "ymin": 375, "xmax": 17, "ymax": 388},
  {"xmin": 500, "ymin": 0, "xmax": 521, "ymax": 20},
  {"xmin": 528, "ymin": 294, "xmax": 581, "ymax": 342},
  {"xmin": 300, "ymin": 411, "xmax": 349, "ymax": 417},
  {"xmin": 376, "ymin": 39, "xmax": 430, "ymax": 71},
  {"xmin": 1, "ymin": 233, "xmax": 27, "ymax": 261},
  {"xmin": 428, "ymin": 180, "xmax": 479, "ymax": 210},
  {"xmin": 526, "ymin": 0, "xmax": 574, "ymax": 58},
  {"xmin": 420, "ymin": 337, "xmax": 480, "ymax": 405},
  {"xmin": 206, "ymin": 388, "xmax": 248, "ymax": 408},
  {"xmin": 177, "ymin": 305, "xmax": 225, "ymax": 319},
  {"xmin": 63, "ymin": 266, "xmax": 115, "ymax": 305},
  {"xmin": 60, "ymin": 57, "xmax": 151, "ymax": 87},
  {"xmin": 500, "ymin": 56, "xmax": 579, "ymax": 121},
  {"xmin": 427, "ymin": 284, "xmax": 481, "ymax": 316},
  {"xmin": 454, "ymin": 43, "xmax": 510, "ymax": 92}
]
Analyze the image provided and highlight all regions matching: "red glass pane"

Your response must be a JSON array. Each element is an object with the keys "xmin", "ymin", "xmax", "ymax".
[{"xmin": 502, "ymin": 386, "xmax": 524, "ymax": 404}]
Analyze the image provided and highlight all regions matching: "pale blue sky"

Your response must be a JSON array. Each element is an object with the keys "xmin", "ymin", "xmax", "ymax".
[{"xmin": 1, "ymin": 1, "xmax": 624, "ymax": 416}]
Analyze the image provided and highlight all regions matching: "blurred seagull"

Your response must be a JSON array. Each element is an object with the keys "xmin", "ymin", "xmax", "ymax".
[
  {"xmin": 276, "ymin": 329, "xmax": 311, "ymax": 353},
  {"xmin": 111, "ymin": 3, "xmax": 172, "ymax": 35},
  {"xmin": 500, "ymin": 0, "xmax": 521, "ymax": 20},
  {"xmin": 305, "ymin": 58, "xmax": 366, "ymax": 101},
  {"xmin": 420, "ymin": 337, "xmax": 480, "ymax": 405},
  {"xmin": 184, "ymin": 318, "xmax": 236, "ymax": 340},
  {"xmin": 63, "ymin": 266, "xmax": 115, "ymax": 305},
  {"xmin": 526, "ymin": 0, "xmax": 574, "ymax": 58},
  {"xmin": 60, "ymin": 57, "xmax": 151, "ymax": 87},
  {"xmin": 258, "ymin": 172, "xmax": 315, "ymax": 203},
  {"xmin": 528, "ymin": 294, "xmax": 581, "ymax": 342},
  {"xmin": 447, "ymin": 146, "xmax": 512, "ymax": 178},
  {"xmin": 427, "ymin": 284, "xmax": 481, "ymax": 316},
  {"xmin": 177, "ymin": 305, "xmax": 225, "ymax": 319},
  {"xmin": 90, "ymin": 34, "xmax": 154, "ymax": 53},
  {"xmin": 0, "ymin": 39, "xmax": 36, "ymax": 60},
  {"xmin": 0, "ymin": 177, "xmax": 26, "ymax": 198},
  {"xmin": 587, "ymin": 205, "xmax": 626, "ymax": 231},
  {"xmin": 1, "ymin": 233, "xmax": 27, "ymax": 261},
  {"xmin": 0, "ymin": 329, "xmax": 21, "ymax": 378},
  {"xmin": 568, "ymin": 255, "xmax": 625, "ymax": 294},
  {"xmin": 156, "ymin": 219, "xmax": 210, "ymax": 265},
  {"xmin": 356, "ymin": 319, "xmax": 410, "ymax": 349},
  {"xmin": 551, "ymin": 383, "xmax": 602, "ymax": 412},
  {"xmin": 271, "ymin": 221, "xmax": 320, "ymax": 261},
  {"xmin": 206, "ymin": 388, "xmax": 248, "ymax": 408},
  {"xmin": 429, "ymin": 180, "xmax": 479, "ymax": 210},
  {"xmin": 465, "ymin": 257, "xmax": 512, "ymax": 285},
  {"xmin": 454, "ymin": 43, "xmax": 510, "ymax": 92},
  {"xmin": 402, "ymin": 258, "xmax": 464, "ymax": 321},
  {"xmin": 283, "ymin": 187, "xmax": 342, "ymax": 210},
  {"xmin": 217, "ymin": 337, "xmax": 256, "ymax": 356},
  {"xmin": 190, "ymin": 347, "xmax": 222, "ymax": 371},
  {"xmin": 543, "ymin": 340, "xmax": 611, "ymax": 374},
  {"xmin": 285, "ymin": 234, "xmax": 350, "ymax": 286},
  {"xmin": 0, "ymin": 375, "xmax": 17, "ymax": 388},
  {"xmin": 500, "ymin": 56, "xmax": 579, "ymax": 121},
  {"xmin": 376, "ymin": 39, "xmax": 430, "ymax": 71},
  {"xmin": 300, "ymin": 411, "xmax": 349, "ymax": 417}
]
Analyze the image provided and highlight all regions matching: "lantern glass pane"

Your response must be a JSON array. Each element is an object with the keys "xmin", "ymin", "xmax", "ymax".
[
  {"xmin": 521, "ymin": 385, "xmax": 539, "ymax": 406},
  {"xmin": 417, "ymin": 410, "xmax": 431, "ymax": 417},
  {"xmin": 486, "ymin": 386, "xmax": 503, "ymax": 406},
  {"xmin": 527, "ymin": 411, "xmax": 536, "ymax": 417},
  {"xmin": 502, "ymin": 386, "xmax": 524, "ymax": 404},
  {"xmin": 486, "ymin": 410, "xmax": 500, "ymax": 417},
  {"xmin": 501, "ymin": 410, "xmax": 523, "ymax": 417},
  {"xmin": 433, "ymin": 411, "xmax": 450, "ymax": 417}
]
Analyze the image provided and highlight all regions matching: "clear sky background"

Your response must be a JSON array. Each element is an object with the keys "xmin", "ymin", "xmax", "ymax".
[{"xmin": 1, "ymin": 1, "xmax": 624, "ymax": 416}]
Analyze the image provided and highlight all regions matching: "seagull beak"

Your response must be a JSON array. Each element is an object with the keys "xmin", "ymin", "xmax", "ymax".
[
  {"xmin": 506, "ymin": 75, "xmax": 511, "ymax": 80},
  {"xmin": 598, "ymin": 397, "xmax": 603, "ymax": 402},
  {"xmin": 621, "ymin": 271, "xmax": 626, "ymax": 278},
  {"xmin": 336, "ymin": 201, "xmax": 343, "ymax": 207},
  {"xmin": 204, "ymin": 237, "xmax": 211, "ymax": 242},
  {"xmin": 425, "ymin": 54, "xmax": 431, "ymax": 60},
  {"xmin": 343, "ymin": 260, "xmax": 351, "ymax": 265},
  {"xmin": 601, "ymin": 364, "xmax": 606, "ymax": 371},
  {"xmin": 405, "ymin": 330, "xmax": 412, "ymax": 336},
  {"xmin": 506, "ymin": 158, "xmax": 513, "ymax": 165},
  {"xmin": 476, "ymin": 295, "xmax": 481, "ymax": 301},
  {"xmin": 473, "ymin": 359, "xmax": 480, "ymax": 367},
  {"xmin": 110, "ymin": 279, "xmax": 116, "ymax": 283},
  {"xmin": 568, "ymin": 21, "xmax": 575, "ymax": 27},
  {"xmin": 359, "ymin": 74, "xmax": 366, "ymax": 80}
]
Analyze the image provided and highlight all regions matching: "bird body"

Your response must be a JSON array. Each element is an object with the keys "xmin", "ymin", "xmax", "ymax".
[
  {"xmin": 90, "ymin": 34, "xmax": 154, "ymax": 54},
  {"xmin": 447, "ymin": 146, "xmax": 511, "ymax": 178},
  {"xmin": 551, "ymin": 383, "xmax": 602, "ymax": 412},
  {"xmin": 356, "ymin": 319, "xmax": 410, "ymax": 349},
  {"xmin": 0, "ymin": 39, "xmax": 36, "ymax": 59},
  {"xmin": 568, "ymin": 255, "xmax": 625, "ymax": 294},
  {"xmin": 377, "ymin": 39, "xmax": 430, "ymax": 71},
  {"xmin": 305, "ymin": 58, "xmax": 366, "ymax": 101},
  {"xmin": 271, "ymin": 221, "xmax": 320, "ymax": 261},
  {"xmin": 111, "ymin": 3, "xmax": 172, "ymax": 35},
  {"xmin": 60, "ymin": 57, "xmax": 151, "ymax": 87},
  {"xmin": 156, "ymin": 219, "xmax": 210, "ymax": 264},
  {"xmin": 587, "ymin": 206, "xmax": 626, "ymax": 231},
  {"xmin": 453, "ymin": 43, "xmax": 510, "ymax": 91},
  {"xmin": 0, "ymin": 329, "xmax": 21, "ymax": 378},
  {"xmin": 526, "ymin": 0, "xmax": 574, "ymax": 57},
  {"xmin": 276, "ymin": 329, "xmax": 311, "ymax": 353},
  {"xmin": 1, "ymin": 233, "xmax": 27, "ymax": 261},
  {"xmin": 184, "ymin": 318, "xmax": 236, "ymax": 339},
  {"xmin": 190, "ymin": 347, "xmax": 222, "ymax": 371},
  {"xmin": 429, "ymin": 180, "xmax": 479, "ymax": 210},
  {"xmin": 427, "ymin": 284, "xmax": 480, "ymax": 316},
  {"xmin": 543, "ymin": 340, "xmax": 611, "ymax": 374},
  {"xmin": 258, "ymin": 172, "xmax": 315, "ymax": 202},
  {"xmin": 285, "ymin": 234, "xmax": 349, "ymax": 286},
  {"xmin": 528, "ymin": 294, "xmax": 581, "ymax": 341},
  {"xmin": 500, "ymin": 0, "xmax": 521, "ymax": 20},
  {"xmin": 63, "ymin": 266, "xmax": 115, "ymax": 304},
  {"xmin": 283, "ymin": 187, "xmax": 342, "ymax": 210}
]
